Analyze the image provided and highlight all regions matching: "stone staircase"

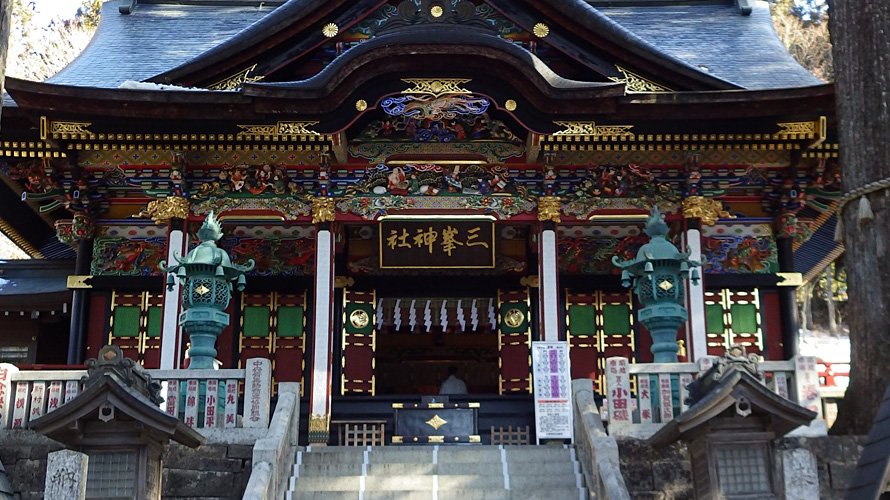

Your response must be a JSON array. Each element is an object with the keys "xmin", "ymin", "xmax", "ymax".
[{"xmin": 286, "ymin": 445, "xmax": 587, "ymax": 500}]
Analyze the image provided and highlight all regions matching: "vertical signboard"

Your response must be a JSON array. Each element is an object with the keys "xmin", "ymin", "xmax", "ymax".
[{"xmin": 532, "ymin": 341, "xmax": 573, "ymax": 443}]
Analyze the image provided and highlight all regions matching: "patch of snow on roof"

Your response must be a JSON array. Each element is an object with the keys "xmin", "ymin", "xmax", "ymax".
[{"xmin": 118, "ymin": 81, "xmax": 217, "ymax": 91}]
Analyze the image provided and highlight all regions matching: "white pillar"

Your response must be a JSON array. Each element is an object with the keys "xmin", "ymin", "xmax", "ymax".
[
  {"xmin": 686, "ymin": 226, "xmax": 708, "ymax": 361},
  {"xmin": 160, "ymin": 225, "xmax": 186, "ymax": 369},
  {"xmin": 539, "ymin": 226, "xmax": 560, "ymax": 342},
  {"xmin": 309, "ymin": 228, "xmax": 335, "ymax": 443}
]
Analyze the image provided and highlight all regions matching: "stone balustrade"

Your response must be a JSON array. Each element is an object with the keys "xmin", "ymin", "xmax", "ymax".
[
  {"xmin": 0, "ymin": 358, "xmax": 272, "ymax": 436},
  {"xmin": 602, "ymin": 354, "xmax": 826, "ymax": 438}
]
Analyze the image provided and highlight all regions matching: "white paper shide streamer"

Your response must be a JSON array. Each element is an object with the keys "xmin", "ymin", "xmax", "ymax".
[
  {"xmin": 424, "ymin": 300, "xmax": 432, "ymax": 333},
  {"xmin": 393, "ymin": 299, "xmax": 402, "ymax": 331},
  {"xmin": 440, "ymin": 300, "xmax": 448, "ymax": 332},
  {"xmin": 471, "ymin": 299, "xmax": 479, "ymax": 331},
  {"xmin": 457, "ymin": 300, "xmax": 466, "ymax": 331},
  {"xmin": 408, "ymin": 299, "xmax": 417, "ymax": 332},
  {"xmin": 488, "ymin": 298, "xmax": 497, "ymax": 329},
  {"xmin": 376, "ymin": 300, "xmax": 384, "ymax": 330}
]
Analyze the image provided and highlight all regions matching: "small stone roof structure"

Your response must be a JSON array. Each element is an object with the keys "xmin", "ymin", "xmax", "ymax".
[
  {"xmin": 28, "ymin": 345, "xmax": 204, "ymax": 449},
  {"xmin": 648, "ymin": 346, "xmax": 817, "ymax": 448}
]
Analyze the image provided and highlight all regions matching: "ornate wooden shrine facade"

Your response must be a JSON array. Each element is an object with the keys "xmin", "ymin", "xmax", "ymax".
[{"xmin": 0, "ymin": 0, "xmax": 840, "ymax": 441}]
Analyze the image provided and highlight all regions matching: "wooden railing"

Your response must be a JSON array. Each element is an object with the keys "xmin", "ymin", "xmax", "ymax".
[
  {"xmin": 0, "ymin": 358, "xmax": 272, "ymax": 431},
  {"xmin": 602, "ymin": 355, "xmax": 825, "ymax": 437}
]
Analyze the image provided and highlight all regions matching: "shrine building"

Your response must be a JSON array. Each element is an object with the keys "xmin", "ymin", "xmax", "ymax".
[{"xmin": 0, "ymin": 0, "xmax": 840, "ymax": 445}]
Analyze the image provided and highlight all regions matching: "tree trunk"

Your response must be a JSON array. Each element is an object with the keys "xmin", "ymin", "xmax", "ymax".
[
  {"xmin": 0, "ymin": 0, "xmax": 12, "ymax": 133},
  {"xmin": 825, "ymin": 265, "xmax": 837, "ymax": 336},
  {"xmin": 828, "ymin": 0, "xmax": 890, "ymax": 435}
]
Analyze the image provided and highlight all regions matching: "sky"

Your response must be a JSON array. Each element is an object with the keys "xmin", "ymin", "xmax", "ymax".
[{"xmin": 29, "ymin": 0, "xmax": 84, "ymax": 26}]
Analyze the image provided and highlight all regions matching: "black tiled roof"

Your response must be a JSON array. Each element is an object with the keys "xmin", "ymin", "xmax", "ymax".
[
  {"xmin": 794, "ymin": 213, "xmax": 842, "ymax": 279},
  {"xmin": 597, "ymin": 1, "xmax": 824, "ymax": 90},
  {"xmin": 43, "ymin": 0, "xmax": 822, "ymax": 92},
  {"xmin": 48, "ymin": 1, "xmax": 273, "ymax": 88}
]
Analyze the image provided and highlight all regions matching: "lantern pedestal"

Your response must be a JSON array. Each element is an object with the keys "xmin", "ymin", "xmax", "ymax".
[
  {"xmin": 638, "ymin": 303, "xmax": 688, "ymax": 363},
  {"xmin": 180, "ymin": 308, "xmax": 229, "ymax": 370}
]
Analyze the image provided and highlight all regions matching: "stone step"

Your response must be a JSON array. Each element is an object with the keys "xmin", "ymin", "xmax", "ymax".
[
  {"xmin": 287, "ymin": 488, "xmax": 586, "ymax": 500},
  {"xmin": 298, "ymin": 446, "xmax": 577, "ymax": 464},
  {"xmin": 290, "ymin": 474, "xmax": 582, "ymax": 492},
  {"xmin": 294, "ymin": 459, "xmax": 579, "ymax": 478}
]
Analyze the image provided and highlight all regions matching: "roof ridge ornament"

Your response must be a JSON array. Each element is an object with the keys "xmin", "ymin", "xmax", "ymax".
[
  {"xmin": 607, "ymin": 66, "xmax": 671, "ymax": 93},
  {"xmin": 736, "ymin": 0, "xmax": 754, "ymax": 15},
  {"xmin": 401, "ymin": 78, "xmax": 471, "ymax": 98}
]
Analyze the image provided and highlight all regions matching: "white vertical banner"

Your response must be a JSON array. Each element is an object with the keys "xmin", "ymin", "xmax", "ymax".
[
  {"xmin": 203, "ymin": 379, "xmax": 219, "ymax": 428},
  {"xmin": 679, "ymin": 374, "xmax": 693, "ymax": 413},
  {"xmin": 160, "ymin": 228, "xmax": 186, "ymax": 369},
  {"xmin": 224, "ymin": 379, "xmax": 239, "ymax": 428},
  {"xmin": 697, "ymin": 356, "xmax": 718, "ymax": 374},
  {"xmin": 11, "ymin": 382, "xmax": 29, "ymax": 428},
  {"xmin": 46, "ymin": 381, "xmax": 63, "ymax": 413},
  {"xmin": 773, "ymin": 372, "xmax": 790, "ymax": 400},
  {"xmin": 29, "ymin": 381, "xmax": 46, "ymax": 420},
  {"xmin": 532, "ymin": 342, "xmax": 573, "ymax": 443},
  {"xmin": 165, "ymin": 380, "xmax": 180, "ymax": 417},
  {"xmin": 63, "ymin": 380, "xmax": 79, "ymax": 403},
  {"xmin": 0, "ymin": 363, "xmax": 19, "ymax": 428},
  {"xmin": 605, "ymin": 357, "xmax": 631, "ymax": 424},
  {"xmin": 685, "ymin": 228, "xmax": 707, "ymax": 361},
  {"xmin": 793, "ymin": 355, "xmax": 823, "ymax": 418},
  {"xmin": 539, "ymin": 228, "xmax": 560, "ymax": 342},
  {"xmin": 658, "ymin": 374, "xmax": 674, "ymax": 422},
  {"xmin": 183, "ymin": 379, "xmax": 199, "ymax": 428},
  {"xmin": 637, "ymin": 374, "xmax": 653, "ymax": 424}
]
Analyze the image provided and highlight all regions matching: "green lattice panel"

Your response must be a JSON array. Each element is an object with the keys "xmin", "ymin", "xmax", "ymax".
[
  {"xmin": 243, "ymin": 306, "xmax": 271, "ymax": 338},
  {"xmin": 730, "ymin": 304, "xmax": 757, "ymax": 334},
  {"xmin": 277, "ymin": 306, "xmax": 304, "ymax": 337},
  {"xmin": 112, "ymin": 306, "xmax": 141, "ymax": 338},
  {"xmin": 602, "ymin": 304, "xmax": 632, "ymax": 335},
  {"xmin": 706, "ymin": 304, "xmax": 725, "ymax": 334},
  {"xmin": 146, "ymin": 306, "xmax": 162, "ymax": 338},
  {"xmin": 568, "ymin": 305, "xmax": 597, "ymax": 336}
]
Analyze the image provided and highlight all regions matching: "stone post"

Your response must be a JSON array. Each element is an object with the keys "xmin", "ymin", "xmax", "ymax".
[
  {"xmin": 783, "ymin": 448, "xmax": 819, "ymax": 500},
  {"xmin": 44, "ymin": 450, "xmax": 88, "ymax": 500},
  {"xmin": 605, "ymin": 357, "xmax": 631, "ymax": 425},
  {"xmin": 244, "ymin": 357, "xmax": 272, "ymax": 429}
]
